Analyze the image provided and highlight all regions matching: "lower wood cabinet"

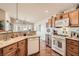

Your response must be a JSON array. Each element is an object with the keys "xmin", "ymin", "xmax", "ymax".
[
  {"xmin": 0, "ymin": 37, "xmax": 40, "ymax": 56},
  {"xmin": 0, "ymin": 49, "xmax": 2, "ymax": 56},
  {"xmin": 17, "ymin": 40, "xmax": 27, "ymax": 56},
  {"xmin": 66, "ymin": 38, "xmax": 79, "ymax": 56},
  {"xmin": 3, "ymin": 43, "xmax": 17, "ymax": 56},
  {"xmin": 4, "ymin": 51, "xmax": 17, "ymax": 56},
  {"xmin": 0, "ymin": 40, "xmax": 27, "ymax": 56}
]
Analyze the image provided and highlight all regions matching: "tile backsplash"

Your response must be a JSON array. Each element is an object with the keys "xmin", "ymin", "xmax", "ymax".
[
  {"xmin": 0, "ymin": 33, "xmax": 7, "ymax": 41},
  {"xmin": 69, "ymin": 27, "xmax": 79, "ymax": 33}
]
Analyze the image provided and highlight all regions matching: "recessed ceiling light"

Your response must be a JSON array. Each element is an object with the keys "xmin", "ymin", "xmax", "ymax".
[{"xmin": 45, "ymin": 10, "xmax": 49, "ymax": 13}]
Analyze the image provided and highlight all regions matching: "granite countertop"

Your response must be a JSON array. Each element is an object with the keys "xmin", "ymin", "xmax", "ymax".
[{"xmin": 0, "ymin": 35, "xmax": 40, "ymax": 49}]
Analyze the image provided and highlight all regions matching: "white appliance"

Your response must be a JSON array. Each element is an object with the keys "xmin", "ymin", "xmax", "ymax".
[
  {"xmin": 55, "ymin": 18, "xmax": 69, "ymax": 27},
  {"xmin": 52, "ymin": 35, "xmax": 66, "ymax": 56},
  {"xmin": 45, "ymin": 27, "xmax": 52, "ymax": 47},
  {"xmin": 27, "ymin": 37, "xmax": 39, "ymax": 55}
]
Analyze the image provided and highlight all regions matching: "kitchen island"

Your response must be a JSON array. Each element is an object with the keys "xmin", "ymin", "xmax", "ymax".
[{"xmin": 0, "ymin": 35, "xmax": 40, "ymax": 56}]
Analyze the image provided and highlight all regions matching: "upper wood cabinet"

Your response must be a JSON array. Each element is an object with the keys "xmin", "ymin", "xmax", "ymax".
[
  {"xmin": 69, "ymin": 10, "xmax": 79, "ymax": 26},
  {"xmin": 56, "ymin": 13, "xmax": 63, "ymax": 20},
  {"xmin": 17, "ymin": 40, "xmax": 27, "ymax": 56},
  {"xmin": 51, "ymin": 17, "xmax": 55, "ymax": 27},
  {"xmin": 62, "ymin": 13, "xmax": 69, "ymax": 19},
  {"xmin": 0, "ymin": 9, "xmax": 5, "ymax": 21},
  {"xmin": 48, "ymin": 19, "xmax": 52, "ymax": 27}
]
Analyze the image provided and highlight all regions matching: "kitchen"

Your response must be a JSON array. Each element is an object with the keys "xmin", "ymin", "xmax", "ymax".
[{"xmin": 0, "ymin": 3, "xmax": 79, "ymax": 56}]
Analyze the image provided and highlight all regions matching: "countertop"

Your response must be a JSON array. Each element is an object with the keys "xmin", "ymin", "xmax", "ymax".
[
  {"xmin": 66, "ymin": 37, "xmax": 79, "ymax": 41},
  {"xmin": 0, "ymin": 35, "xmax": 40, "ymax": 49},
  {"xmin": 52, "ymin": 35, "xmax": 79, "ymax": 41}
]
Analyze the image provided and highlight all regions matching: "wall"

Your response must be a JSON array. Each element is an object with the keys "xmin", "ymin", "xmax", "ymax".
[
  {"xmin": 69, "ymin": 27, "xmax": 79, "ymax": 33},
  {"xmin": 34, "ymin": 18, "xmax": 48, "ymax": 41},
  {"xmin": 4, "ymin": 12, "xmax": 11, "ymax": 31}
]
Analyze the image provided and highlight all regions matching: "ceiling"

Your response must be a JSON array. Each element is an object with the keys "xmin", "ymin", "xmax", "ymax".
[{"xmin": 0, "ymin": 3, "xmax": 77, "ymax": 23}]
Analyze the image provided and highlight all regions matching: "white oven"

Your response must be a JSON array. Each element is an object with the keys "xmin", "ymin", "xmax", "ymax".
[{"xmin": 52, "ymin": 35, "xmax": 66, "ymax": 56}]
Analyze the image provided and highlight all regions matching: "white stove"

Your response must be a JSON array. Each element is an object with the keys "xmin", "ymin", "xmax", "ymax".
[{"xmin": 52, "ymin": 35, "xmax": 67, "ymax": 56}]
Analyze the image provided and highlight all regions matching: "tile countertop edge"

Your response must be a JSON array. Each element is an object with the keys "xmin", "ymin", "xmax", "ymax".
[{"xmin": 0, "ymin": 35, "xmax": 40, "ymax": 49}]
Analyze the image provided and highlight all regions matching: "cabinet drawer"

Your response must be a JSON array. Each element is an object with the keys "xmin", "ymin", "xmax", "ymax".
[
  {"xmin": 3, "ymin": 43, "xmax": 17, "ymax": 55},
  {"xmin": 18, "ymin": 40, "xmax": 26, "ymax": 47},
  {"xmin": 67, "ymin": 39, "xmax": 78, "ymax": 46},
  {"xmin": 67, "ymin": 52, "xmax": 78, "ymax": 56},
  {"xmin": 67, "ymin": 49, "xmax": 79, "ymax": 56},
  {"xmin": 67, "ymin": 45, "xmax": 78, "ymax": 54},
  {"xmin": 4, "ymin": 51, "xmax": 17, "ymax": 56}
]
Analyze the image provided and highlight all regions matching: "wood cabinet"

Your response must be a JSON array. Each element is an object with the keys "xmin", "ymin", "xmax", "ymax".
[
  {"xmin": 66, "ymin": 38, "xmax": 79, "ymax": 56},
  {"xmin": 27, "ymin": 37, "xmax": 40, "ymax": 55},
  {"xmin": 48, "ymin": 19, "xmax": 52, "ymax": 27},
  {"xmin": 17, "ymin": 40, "xmax": 26, "ymax": 56},
  {"xmin": 62, "ymin": 13, "xmax": 69, "ymax": 19},
  {"xmin": 56, "ymin": 13, "xmax": 63, "ymax": 20},
  {"xmin": 51, "ymin": 16, "xmax": 55, "ymax": 27},
  {"xmin": 0, "ymin": 36, "xmax": 40, "ymax": 56},
  {"xmin": 0, "ymin": 9, "xmax": 5, "ymax": 21},
  {"xmin": 0, "ymin": 49, "xmax": 2, "ymax": 56},
  {"xmin": 69, "ymin": 10, "xmax": 79, "ymax": 26},
  {"xmin": 3, "ymin": 43, "xmax": 17, "ymax": 56},
  {"xmin": 1, "ymin": 40, "xmax": 27, "ymax": 56}
]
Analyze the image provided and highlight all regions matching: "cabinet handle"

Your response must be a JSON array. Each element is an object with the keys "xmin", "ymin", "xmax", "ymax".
[
  {"xmin": 21, "ymin": 42, "xmax": 23, "ymax": 44},
  {"xmin": 9, "ymin": 48, "xmax": 13, "ymax": 50},
  {"xmin": 18, "ymin": 48, "xmax": 20, "ymax": 52},
  {"xmin": 71, "ymin": 47, "xmax": 74, "ymax": 49}
]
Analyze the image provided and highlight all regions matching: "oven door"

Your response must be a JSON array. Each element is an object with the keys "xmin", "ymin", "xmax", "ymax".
[
  {"xmin": 57, "ymin": 41, "xmax": 62, "ymax": 49},
  {"xmin": 52, "ymin": 37, "xmax": 57, "ymax": 46}
]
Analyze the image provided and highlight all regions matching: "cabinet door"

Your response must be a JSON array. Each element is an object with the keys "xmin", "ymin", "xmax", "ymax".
[
  {"xmin": 63, "ymin": 13, "xmax": 69, "ymax": 19},
  {"xmin": 18, "ymin": 40, "xmax": 26, "ymax": 56},
  {"xmin": 69, "ymin": 10, "xmax": 79, "ymax": 26},
  {"xmin": 3, "ymin": 43, "xmax": 17, "ymax": 55},
  {"xmin": 52, "ymin": 17, "xmax": 55, "ymax": 27},
  {"xmin": 56, "ymin": 14, "xmax": 63, "ymax": 20},
  {"xmin": 0, "ymin": 49, "xmax": 2, "ymax": 56},
  {"xmin": 18, "ymin": 47, "xmax": 26, "ymax": 56},
  {"xmin": 0, "ymin": 9, "xmax": 5, "ymax": 21},
  {"xmin": 66, "ymin": 39, "xmax": 79, "ymax": 56},
  {"xmin": 27, "ymin": 37, "xmax": 39, "ymax": 55},
  {"xmin": 48, "ymin": 19, "xmax": 52, "ymax": 27}
]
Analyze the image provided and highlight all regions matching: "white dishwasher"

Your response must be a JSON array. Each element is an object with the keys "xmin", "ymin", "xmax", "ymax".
[{"xmin": 27, "ymin": 37, "xmax": 40, "ymax": 55}]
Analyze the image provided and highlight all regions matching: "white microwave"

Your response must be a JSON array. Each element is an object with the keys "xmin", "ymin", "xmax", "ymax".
[{"xmin": 55, "ymin": 18, "xmax": 69, "ymax": 27}]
